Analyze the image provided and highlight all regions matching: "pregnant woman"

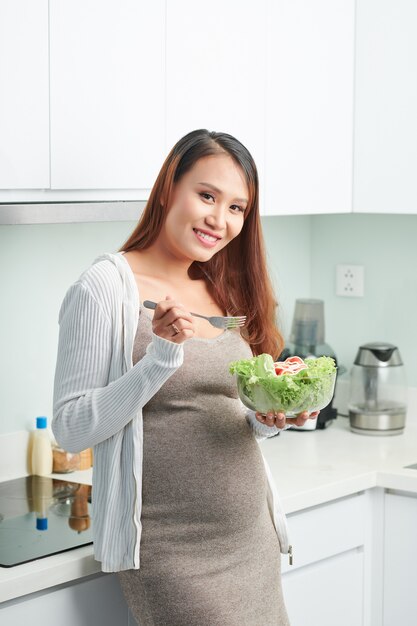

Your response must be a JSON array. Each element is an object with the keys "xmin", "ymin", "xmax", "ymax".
[{"xmin": 52, "ymin": 129, "xmax": 316, "ymax": 625}]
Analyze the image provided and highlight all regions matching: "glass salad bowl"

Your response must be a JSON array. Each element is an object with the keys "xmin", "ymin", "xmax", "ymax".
[{"xmin": 230, "ymin": 354, "xmax": 337, "ymax": 417}]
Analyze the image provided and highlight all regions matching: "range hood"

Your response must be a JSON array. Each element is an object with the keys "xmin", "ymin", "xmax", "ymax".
[{"xmin": 0, "ymin": 201, "xmax": 146, "ymax": 225}]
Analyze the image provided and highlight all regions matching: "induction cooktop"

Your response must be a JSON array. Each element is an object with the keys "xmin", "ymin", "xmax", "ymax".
[{"xmin": 0, "ymin": 476, "xmax": 93, "ymax": 567}]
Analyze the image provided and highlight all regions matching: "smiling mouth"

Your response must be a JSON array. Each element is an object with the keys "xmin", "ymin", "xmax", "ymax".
[{"xmin": 193, "ymin": 228, "xmax": 221, "ymax": 245}]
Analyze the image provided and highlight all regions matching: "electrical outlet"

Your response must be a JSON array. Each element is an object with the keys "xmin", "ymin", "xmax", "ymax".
[{"xmin": 336, "ymin": 264, "xmax": 364, "ymax": 297}]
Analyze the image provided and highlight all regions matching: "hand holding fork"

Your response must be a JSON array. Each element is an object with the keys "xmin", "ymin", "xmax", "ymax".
[{"xmin": 143, "ymin": 299, "xmax": 246, "ymax": 343}]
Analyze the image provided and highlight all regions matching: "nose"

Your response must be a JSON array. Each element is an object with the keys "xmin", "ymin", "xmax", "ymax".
[{"xmin": 205, "ymin": 204, "xmax": 227, "ymax": 231}]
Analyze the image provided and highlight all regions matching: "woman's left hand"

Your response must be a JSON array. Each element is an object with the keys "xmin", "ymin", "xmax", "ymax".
[{"xmin": 255, "ymin": 410, "xmax": 320, "ymax": 429}]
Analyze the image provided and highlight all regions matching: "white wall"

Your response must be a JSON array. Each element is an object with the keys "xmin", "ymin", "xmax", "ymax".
[
  {"xmin": 0, "ymin": 221, "xmax": 135, "ymax": 435},
  {"xmin": 1, "ymin": 212, "xmax": 416, "ymax": 436},
  {"xmin": 310, "ymin": 213, "xmax": 417, "ymax": 382},
  {"xmin": 260, "ymin": 215, "xmax": 312, "ymax": 338}
]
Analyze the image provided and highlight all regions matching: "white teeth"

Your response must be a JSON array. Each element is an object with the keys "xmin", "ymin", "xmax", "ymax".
[{"xmin": 195, "ymin": 229, "xmax": 217, "ymax": 242}]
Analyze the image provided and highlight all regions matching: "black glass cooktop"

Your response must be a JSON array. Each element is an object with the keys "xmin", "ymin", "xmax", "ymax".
[{"xmin": 0, "ymin": 476, "xmax": 93, "ymax": 567}]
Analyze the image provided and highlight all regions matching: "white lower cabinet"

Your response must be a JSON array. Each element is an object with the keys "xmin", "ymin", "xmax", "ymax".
[
  {"xmin": 383, "ymin": 491, "xmax": 417, "ymax": 626},
  {"xmin": 282, "ymin": 493, "xmax": 366, "ymax": 626},
  {"xmin": 282, "ymin": 549, "xmax": 363, "ymax": 626},
  {"xmin": 0, "ymin": 573, "xmax": 131, "ymax": 626}
]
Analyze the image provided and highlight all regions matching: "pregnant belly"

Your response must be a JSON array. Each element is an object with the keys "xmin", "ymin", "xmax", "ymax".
[{"xmin": 141, "ymin": 405, "xmax": 268, "ymax": 537}]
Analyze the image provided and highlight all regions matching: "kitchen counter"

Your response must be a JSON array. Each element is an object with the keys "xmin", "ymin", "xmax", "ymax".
[
  {"xmin": 2, "ymin": 393, "xmax": 417, "ymax": 604},
  {"xmin": 264, "ymin": 412, "xmax": 417, "ymax": 515}
]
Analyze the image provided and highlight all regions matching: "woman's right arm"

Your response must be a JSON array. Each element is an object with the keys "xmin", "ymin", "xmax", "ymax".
[{"xmin": 52, "ymin": 282, "xmax": 183, "ymax": 452}]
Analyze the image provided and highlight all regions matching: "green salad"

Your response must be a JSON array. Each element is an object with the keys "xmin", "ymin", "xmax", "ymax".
[{"xmin": 229, "ymin": 353, "xmax": 337, "ymax": 415}]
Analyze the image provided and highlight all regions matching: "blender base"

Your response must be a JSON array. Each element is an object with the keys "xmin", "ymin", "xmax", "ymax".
[{"xmin": 349, "ymin": 425, "xmax": 405, "ymax": 436}]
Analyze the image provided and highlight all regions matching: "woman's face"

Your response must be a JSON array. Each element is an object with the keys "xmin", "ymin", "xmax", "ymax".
[{"xmin": 159, "ymin": 154, "xmax": 249, "ymax": 264}]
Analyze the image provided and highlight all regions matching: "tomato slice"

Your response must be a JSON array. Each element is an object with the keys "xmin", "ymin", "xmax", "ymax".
[
  {"xmin": 285, "ymin": 356, "xmax": 305, "ymax": 365},
  {"xmin": 274, "ymin": 355, "xmax": 308, "ymax": 376}
]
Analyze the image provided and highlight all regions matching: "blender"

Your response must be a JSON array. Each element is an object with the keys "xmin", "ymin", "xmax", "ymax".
[{"xmin": 280, "ymin": 299, "xmax": 339, "ymax": 429}]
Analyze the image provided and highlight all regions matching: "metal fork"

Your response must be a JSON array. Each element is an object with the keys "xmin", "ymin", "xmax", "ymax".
[{"xmin": 142, "ymin": 300, "xmax": 246, "ymax": 329}]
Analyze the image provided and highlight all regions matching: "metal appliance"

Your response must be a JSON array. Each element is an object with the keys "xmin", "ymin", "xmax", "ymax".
[
  {"xmin": 348, "ymin": 342, "xmax": 407, "ymax": 436},
  {"xmin": 280, "ymin": 298, "xmax": 339, "ymax": 430},
  {"xmin": 0, "ymin": 476, "xmax": 92, "ymax": 567}
]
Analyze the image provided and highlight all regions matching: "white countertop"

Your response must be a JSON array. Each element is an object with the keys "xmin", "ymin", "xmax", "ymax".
[
  {"xmin": 2, "ymin": 395, "xmax": 417, "ymax": 603},
  {"xmin": 263, "ymin": 413, "xmax": 417, "ymax": 515}
]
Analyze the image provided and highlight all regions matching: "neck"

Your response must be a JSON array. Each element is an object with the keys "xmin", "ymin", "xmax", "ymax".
[{"xmin": 129, "ymin": 246, "xmax": 193, "ymax": 285}]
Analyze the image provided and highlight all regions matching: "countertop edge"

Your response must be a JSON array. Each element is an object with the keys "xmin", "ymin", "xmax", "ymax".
[
  {"xmin": 282, "ymin": 470, "xmax": 378, "ymax": 514},
  {"xmin": 0, "ymin": 546, "xmax": 101, "ymax": 604}
]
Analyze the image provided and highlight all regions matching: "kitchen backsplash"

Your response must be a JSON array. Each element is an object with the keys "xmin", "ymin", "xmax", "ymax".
[
  {"xmin": 264, "ymin": 213, "xmax": 417, "ymax": 389},
  {"xmin": 1, "ymin": 213, "xmax": 416, "ymax": 434}
]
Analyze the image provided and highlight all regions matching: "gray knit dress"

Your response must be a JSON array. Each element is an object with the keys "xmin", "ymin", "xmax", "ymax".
[{"xmin": 117, "ymin": 310, "xmax": 290, "ymax": 626}]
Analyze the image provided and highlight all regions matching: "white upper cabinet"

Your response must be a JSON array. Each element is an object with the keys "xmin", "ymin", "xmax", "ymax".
[
  {"xmin": 6, "ymin": 0, "xmax": 417, "ymax": 216},
  {"xmin": 264, "ymin": 0, "xmax": 355, "ymax": 215},
  {"xmin": 166, "ymin": 0, "xmax": 267, "ymax": 209},
  {"xmin": 49, "ymin": 0, "xmax": 165, "ymax": 191},
  {"xmin": 354, "ymin": 0, "xmax": 417, "ymax": 213},
  {"xmin": 0, "ymin": 0, "xmax": 49, "ymax": 190}
]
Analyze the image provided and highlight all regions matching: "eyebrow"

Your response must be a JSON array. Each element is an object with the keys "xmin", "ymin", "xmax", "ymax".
[{"xmin": 197, "ymin": 181, "xmax": 248, "ymax": 205}]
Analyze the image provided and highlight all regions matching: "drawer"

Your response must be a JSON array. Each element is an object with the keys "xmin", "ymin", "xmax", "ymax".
[{"xmin": 281, "ymin": 492, "xmax": 366, "ymax": 572}]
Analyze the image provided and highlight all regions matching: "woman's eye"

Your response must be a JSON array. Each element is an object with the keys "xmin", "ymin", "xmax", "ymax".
[
  {"xmin": 230, "ymin": 204, "xmax": 245, "ymax": 213},
  {"xmin": 199, "ymin": 192, "xmax": 215, "ymax": 202}
]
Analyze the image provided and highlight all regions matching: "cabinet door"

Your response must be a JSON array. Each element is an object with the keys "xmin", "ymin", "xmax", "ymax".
[
  {"xmin": 166, "ymin": 0, "xmax": 266, "ymax": 207},
  {"xmin": 0, "ymin": 0, "xmax": 49, "ymax": 189},
  {"xmin": 281, "ymin": 493, "xmax": 366, "ymax": 574},
  {"xmin": 383, "ymin": 491, "xmax": 417, "ymax": 626},
  {"xmin": 0, "ymin": 574, "xmax": 128, "ymax": 626},
  {"xmin": 50, "ymin": 0, "xmax": 165, "ymax": 190},
  {"xmin": 282, "ymin": 549, "xmax": 364, "ymax": 626},
  {"xmin": 265, "ymin": 0, "xmax": 355, "ymax": 215},
  {"xmin": 354, "ymin": 0, "xmax": 417, "ymax": 213}
]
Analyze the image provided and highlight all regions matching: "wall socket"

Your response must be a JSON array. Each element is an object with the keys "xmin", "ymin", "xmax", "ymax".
[{"xmin": 336, "ymin": 264, "xmax": 364, "ymax": 297}]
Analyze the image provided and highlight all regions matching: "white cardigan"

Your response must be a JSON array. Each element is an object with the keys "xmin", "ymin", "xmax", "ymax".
[{"xmin": 52, "ymin": 252, "xmax": 290, "ymax": 572}]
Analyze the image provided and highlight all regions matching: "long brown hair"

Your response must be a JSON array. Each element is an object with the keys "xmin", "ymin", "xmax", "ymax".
[{"xmin": 120, "ymin": 129, "xmax": 283, "ymax": 357}]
